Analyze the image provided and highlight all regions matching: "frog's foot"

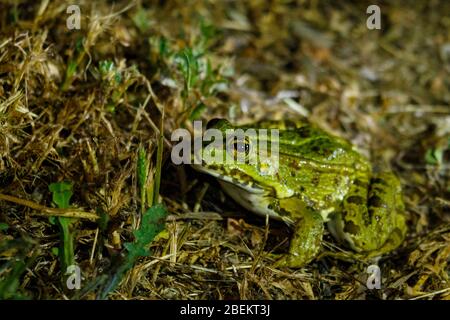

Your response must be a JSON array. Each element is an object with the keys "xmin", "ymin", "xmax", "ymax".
[
  {"xmin": 329, "ymin": 172, "xmax": 407, "ymax": 257},
  {"xmin": 272, "ymin": 200, "xmax": 324, "ymax": 268}
]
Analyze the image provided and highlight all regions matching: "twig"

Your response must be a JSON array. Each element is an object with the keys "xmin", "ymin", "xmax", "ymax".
[
  {"xmin": 409, "ymin": 287, "xmax": 450, "ymax": 300},
  {"xmin": 0, "ymin": 193, "xmax": 99, "ymax": 220}
]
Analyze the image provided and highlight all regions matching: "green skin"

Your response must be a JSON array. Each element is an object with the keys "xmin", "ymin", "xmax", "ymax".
[{"xmin": 192, "ymin": 119, "xmax": 407, "ymax": 268}]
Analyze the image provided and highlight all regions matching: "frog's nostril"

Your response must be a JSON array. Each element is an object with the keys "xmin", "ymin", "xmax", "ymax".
[{"xmin": 206, "ymin": 118, "xmax": 223, "ymax": 129}]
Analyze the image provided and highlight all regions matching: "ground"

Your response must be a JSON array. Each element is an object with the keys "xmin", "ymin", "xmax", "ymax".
[{"xmin": 0, "ymin": 0, "xmax": 449, "ymax": 300}]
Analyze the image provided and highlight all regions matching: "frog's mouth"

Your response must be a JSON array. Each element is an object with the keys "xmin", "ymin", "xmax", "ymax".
[
  {"xmin": 192, "ymin": 164, "xmax": 291, "ymax": 223},
  {"xmin": 191, "ymin": 164, "xmax": 265, "ymax": 195}
]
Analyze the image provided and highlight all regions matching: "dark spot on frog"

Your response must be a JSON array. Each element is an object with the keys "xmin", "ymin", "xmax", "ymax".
[
  {"xmin": 278, "ymin": 207, "xmax": 291, "ymax": 217},
  {"xmin": 371, "ymin": 178, "xmax": 387, "ymax": 185},
  {"xmin": 229, "ymin": 169, "xmax": 241, "ymax": 176},
  {"xmin": 333, "ymin": 176, "xmax": 341, "ymax": 186},
  {"xmin": 353, "ymin": 179, "xmax": 367, "ymax": 188},
  {"xmin": 310, "ymin": 142, "xmax": 334, "ymax": 158},
  {"xmin": 268, "ymin": 201, "xmax": 290, "ymax": 216},
  {"xmin": 297, "ymin": 126, "xmax": 311, "ymax": 138},
  {"xmin": 289, "ymin": 160, "xmax": 300, "ymax": 169},
  {"xmin": 368, "ymin": 195, "xmax": 384, "ymax": 208},
  {"xmin": 208, "ymin": 164, "xmax": 219, "ymax": 170},
  {"xmin": 299, "ymin": 186, "xmax": 306, "ymax": 192},
  {"xmin": 284, "ymin": 120, "xmax": 297, "ymax": 129},
  {"xmin": 346, "ymin": 195, "xmax": 364, "ymax": 205},
  {"xmin": 303, "ymin": 197, "xmax": 315, "ymax": 208},
  {"xmin": 290, "ymin": 171, "xmax": 296, "ymax": 177},
  {"xmin": 368, "ymin": 208, "xmax": 375, "ymax": 222},
  {"xmin": 311, "ymin": 174, "xmax": 320, "ymax": 186},
  {"xmin": 344, "ymin": 221, "xmax": 360, "ymax": 235},
  {"xmin": 371, "ymin": 187, "xmax": 385, "ymax": 195},
  {"xmin": 311, "ymin": 144, "xmax": 321, "ymax": 153}
]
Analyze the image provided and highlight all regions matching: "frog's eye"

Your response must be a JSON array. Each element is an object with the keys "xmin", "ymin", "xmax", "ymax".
[
  {"xmin": 230, "ymin": 137, "xmax": 251, "ymax": 160},
  {"xmin": 233, "ymin": 139, "xmax": 250, "ymax": 154}
]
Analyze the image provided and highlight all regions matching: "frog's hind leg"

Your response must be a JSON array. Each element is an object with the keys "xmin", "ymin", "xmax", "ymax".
[
  {"xmin": 274, "ymin": 198, "xmax": 324, "ymax": 268},
  {"xmin": 328, "ymin": 172, "xmax": 406, "ymax": 256}
]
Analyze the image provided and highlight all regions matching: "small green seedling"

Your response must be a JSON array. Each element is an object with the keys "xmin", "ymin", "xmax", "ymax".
[
  {"xmin": 425, "ymin": 148, "xmax": 443, "ymax": 166},
  {"xmin": 48, "ymin": 182, "xmax": 75, "ymax": 273},
  {"xmin": 137, "ymin": 147, "xmax": 152, "ymax": 211},
  {"xmin": 98, "ymin": 204, "xmax": 168, "ymax": 299}
]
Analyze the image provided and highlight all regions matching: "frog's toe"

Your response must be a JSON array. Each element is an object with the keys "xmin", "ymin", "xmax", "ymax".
[
  {"xmin": 269, "ymin": 253, "xmax": 313, "ymax": 269},
  {"xmin": 272, "ymin": 255, "xmax": 289, "ymax": 268}
]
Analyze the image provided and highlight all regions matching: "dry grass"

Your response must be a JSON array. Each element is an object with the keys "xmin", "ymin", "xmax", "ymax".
[{"xmin": 0, "ymin": 0, "xmax": 449, "ymax": 300}]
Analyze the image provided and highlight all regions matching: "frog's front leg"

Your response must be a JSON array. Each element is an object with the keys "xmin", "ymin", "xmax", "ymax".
[
  {"xmin": 328, "ymin": 172, "xmax": 406, "ymax": 256},
  {"xmin": 274, "ymin": 198, "xmax": 324, "ymax": 268}
]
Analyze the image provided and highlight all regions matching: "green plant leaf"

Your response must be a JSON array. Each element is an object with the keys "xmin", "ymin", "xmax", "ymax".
[
  {"xmin": 99, "ymin": 60, "xmax": 115, "ymax": 76},
  {"xmin": 137, "ymin": 147, "xmax": 149, "ymax": 211},
  {"xmin": 49, "ymin": 182, "xmax": 73, "ymax": 209},
  {"xmin": 123, "ymin": 204, "xmax": 167, "ymax": 261},
  {"xmin": 175, "ymin": 47, "xmax": 199, "ymax": 92},
  {"xmin": 0, "ymin": 237, "xmax": 35, "ymax": 299},
  {"xmin": 48, "ymin": 182, "xmax": 75, "ymax": 271},
  {"xmin": 0, "ymin": 259, "xmax": 27, "ymax": 299},
  {"xmin": 425, "ymin": 148, "xmax": 443, "ymax": 165},
  {"xmin": 98, "ymin": 204, "xmax": 167, "ymax": 299},
  {"xmin": 51, "ymin": 247, "xmax": 59, "ymax": 256},
  {"xmin": 132, "ymin": 8, "xmax": 151, "ymax": 33}
]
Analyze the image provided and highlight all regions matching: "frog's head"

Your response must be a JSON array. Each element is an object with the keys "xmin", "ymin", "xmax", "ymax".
[{"xmin": 192, "ymin": 118, "xmax": 294, "ymax": 199}]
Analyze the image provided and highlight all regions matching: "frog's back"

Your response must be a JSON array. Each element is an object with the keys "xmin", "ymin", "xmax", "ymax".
[
  {"xmin": 245, "ymin": 120, "xmax": 367, "ymax": 168},
  {"xmin": 280, "ymin": 129, "xmax": 363, "ymax": 166},
  {"xmin": 275, "ymin": 129, "xmax": 366, "ymax": 213}
]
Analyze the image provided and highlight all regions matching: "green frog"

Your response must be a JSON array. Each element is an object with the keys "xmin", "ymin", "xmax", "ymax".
[{"xmin": 192, "ymin": 118, "xmax": 407, "ymax": 268}]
